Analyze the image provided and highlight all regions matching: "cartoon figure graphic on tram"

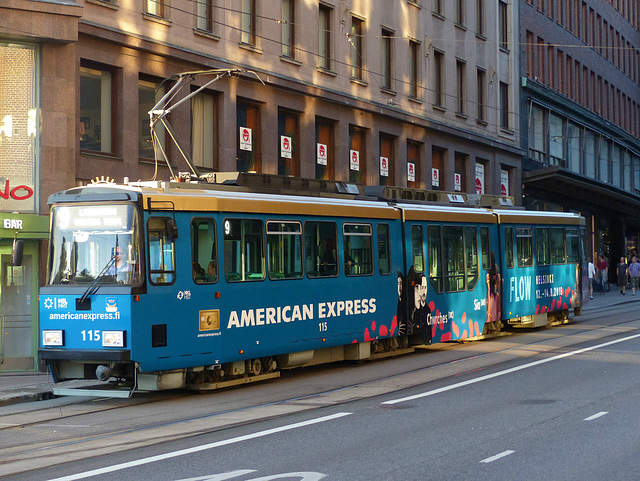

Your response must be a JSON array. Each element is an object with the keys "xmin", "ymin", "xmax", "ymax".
[{"xmin": 406, "ymin": 266, "xmax": 432, "ymax": 344}]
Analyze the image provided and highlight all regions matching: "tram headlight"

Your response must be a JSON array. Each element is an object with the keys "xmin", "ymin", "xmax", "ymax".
[
  {"xmin": 102, "ymin": 330, "xmax": 125, "ymax": 348},
  {"xmin": 42, "ymin": 330, "xmax": 64, "ymax": 346}
]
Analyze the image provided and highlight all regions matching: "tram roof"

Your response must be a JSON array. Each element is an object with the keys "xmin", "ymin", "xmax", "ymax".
[
  {"xmin": 142, "ymin": 187, "xmax": 402, "ymax": 219},
  {"xmin": 397, "ymin": 202, "xmax": 497, "ymax": 223},
  {"xmin": 493, "ymin": 209, "xmax": 585, "ymax": 225}
]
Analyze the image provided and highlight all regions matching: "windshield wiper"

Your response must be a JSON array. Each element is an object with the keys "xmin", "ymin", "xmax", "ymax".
[{"xmin": 76, "ymin": 255, "xmax": 117, "ymax": 310}]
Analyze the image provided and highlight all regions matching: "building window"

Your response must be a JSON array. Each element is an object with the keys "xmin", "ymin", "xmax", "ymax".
[
  {"xmin": 433, "ymin": 0, "xmax": 443, "ymax": 15},
  {"xmin": 349, "ymin": 126, "xmax": 366, "ymax": 184},
  {"xmin": 278, "ymin": 109, "xmax": 299, "ymax": 177},
  {"xmin": 191, "ymin": 91, "xmax": 217, "ymax": 170},
  {"xmin": 456, "ymin": 59, "xmax": 466, "ymax": 114},
  {"xmin": 241, "ymin": 0, "xmax": 256, "ymax": 46},
  {"xmin": 454, "ymin": 151, "xmax": 467, "ymax": 192},
  {"xmin": 500, "ymin": 81, "xmax": 510, "ymax": 130},
  {"xmin": 80, "ymin": 65, "xmax": 114, "ymax": 154},
  {"xmin": 318, "ymin": 4, "xmax": 332, "ymax": 69},
  {"xmin": 196, "ymin": 0, "xmax": 214, "ymax": 33},
  {"xmin": 381, "ymin": 28, "xmax": 393, "ymax": 90},
  {"xmin": 407, "ymin": 140, "xmax": 421, "ymax": 188},
  {"xmin": 350, "ymin": 16, "xmax": 364, "ymax": 80},
  {"xmin": 146, "ymin": 0, "xmax": 165, "ymax": 17},
  {"xmin": 432, "ymin": 146, "xmax": 445, "ymax": 190},
  {"xmin": 281, "ymin": 0, "xmax": 295, "ymax": 58},
  {"xmin": 499, "ymin": 1, "xmax": 508, "ymax": 50},
  {"xmin": 433, "ymin": 50, "xmax": 445, "ymax": 108},
  {"xmin": 379, "ymin": 133, "xmax": 395, "ymax": 186},
  {"xmin": 315, "ymin": 118, "xmax": 334, "ymax": 180},
  {"xmin": 409, "ymin": 40, "xmax": 420, "ymax": 98},
  {"xmin": 476, "ymin": 0, "xmax": 485, "ymax": 36},
  {"xmin": 139, "ymin": 77, "xmax": 165, "ymax": 161},
  {"xmin": 476, "ymin": 68, "xmax": 486, "ymax": 122},
  {"xmin": 237, "ymin": 100, "xmax": 260, "ymax": 172},
  {"xmin": 456, "ymin": 0, "xmax": 465, "ymax": 26}
]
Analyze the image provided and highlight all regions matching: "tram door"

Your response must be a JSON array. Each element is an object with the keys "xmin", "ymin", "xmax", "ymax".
[{"xmin": 0, "ymin": 251, "xmax": 35, "ymax": 371}]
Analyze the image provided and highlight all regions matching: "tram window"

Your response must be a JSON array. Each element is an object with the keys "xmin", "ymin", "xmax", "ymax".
[
  {"xmin": 148, "ymin": 217, "xmax": 176, "ymax": 285},
  {"xmin": 378, "ymin": 223, "xmax": 391, "ymax": 275},
  {"xmin": 343, "ymin": 223, "xmax": 373, "ymax": 276},
  {"xmin": 223, "ymin": 218, "xmax": 265, "ymax": 282},
  {"xmin": 267, "ymin": 221, "xmax": 303, "ymax": 280},
  {"xmin": 535, "ymin": 228, "xmax": 550, "ymax": 266},
  {"xmin": 191, "ymin": 218, "xmax": 217, "ymax": 284},
  {"xmin": 551, "ymin": 228, "xmax": 566, "ymax": 264},
  {"xmin": 465, "ymin": 226, "xmax": 479, "ymax": 290},
  {"xmin": 411, "ymin": 225, "xmax": 424, "ymax": 273},
  {"xmin": 444, "ymin": 226, "xmax": 465, "ymax": 292},
  {"xmin": 427, "ymin": 225, "xmax": 443, "ymax": 293},
  {"xmin": 505, "ymin": 227, "xmax": 515, "ymax": 268},
  {"xmin": 566, "ymin": 228, "xmax": 579, "ymax": 263},
  {"xmin": 480, "ymin": 226, "xmax": 490, "ymax": 270},
  {"xmin": 516, "ymin": 227, "xmax": 534, "ymax": 267},
  {"xmin": 305, "ymin": 221, "xmax": 338, "ymax": 277}
]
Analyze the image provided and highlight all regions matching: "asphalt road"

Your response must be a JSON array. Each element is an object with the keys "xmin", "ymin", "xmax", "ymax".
[{"xmin": 4, "ymin": 301, "xmax": 640, "ymax": 481}]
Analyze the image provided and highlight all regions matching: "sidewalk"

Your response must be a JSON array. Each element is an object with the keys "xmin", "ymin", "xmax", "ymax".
[{"xmin": 1, "ymin": 289, "xmax": 639, "ymax": 407}]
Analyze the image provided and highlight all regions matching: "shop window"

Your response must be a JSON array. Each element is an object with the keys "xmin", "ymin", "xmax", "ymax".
[
  {"xmin": 379, "ymin": 133, "xmax": 395, "ymax": 186},
  {"xmin": 349, "ymin": 126, "xmax": 366, "ymax": 184},
  {"xmin": 315, "ymin": 118, "xmax": 334, "ymax": 180},
  {"xmin": 278, "ymin": 110, "xmax": 299, "ymax": 176},
  {"xmin": 237, "ymin": 100, "xmax": 261, "ymax": 172}
]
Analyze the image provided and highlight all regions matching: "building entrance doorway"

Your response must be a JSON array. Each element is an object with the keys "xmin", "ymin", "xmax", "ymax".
[{"xmin": 0, "ymin": 246, "xmax": 36, "ymax": 371}]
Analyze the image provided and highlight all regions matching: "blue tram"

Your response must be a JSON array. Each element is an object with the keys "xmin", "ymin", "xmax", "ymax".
[{"xmin": 38, "ymin": 176, "xmax": 585, "ymax": 395}]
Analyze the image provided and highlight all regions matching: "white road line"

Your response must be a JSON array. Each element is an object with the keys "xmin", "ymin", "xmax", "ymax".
[
  {"xmin": 584, "ymin": 411, "xmax": 608, "ymax": 421},
  {"xmin": 46, "ymin": 412, "xmax": 352, "ymax": 481},
  {"xmin": 480, "ymin": 450, "xmax": 515, "ymax": 463},
  {"xmin": 382, "ymin": 332, "xmax": 640, "ymax": 405}
]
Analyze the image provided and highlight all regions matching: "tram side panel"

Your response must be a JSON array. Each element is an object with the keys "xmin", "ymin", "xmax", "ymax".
[
  {"xmin": 131, "ymin": 210, "xmax": 404, "ymax": 374},
  {"xmin": 401, "ymin": 216, "xmax": 498, "ymax": 343},
  {"xmin": 499, "ymin": 221, "xmax": 582, "ymax": 327}
]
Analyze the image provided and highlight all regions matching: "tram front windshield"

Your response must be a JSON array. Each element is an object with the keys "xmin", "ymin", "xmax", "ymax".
[{"xmin": 48, "ymin": 203, "xmax": 142, "ymax": 286}]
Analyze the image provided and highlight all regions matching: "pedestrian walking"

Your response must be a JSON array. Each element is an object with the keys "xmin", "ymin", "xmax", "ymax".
[
  {"xmin": 616, "ymin": 257, "xmax": 628, "ymax": 295},
  {"xmin": 597, "ymin": 255, "xmax": 608, "ymax": 294},
  {"xmin": 587, "ymin": 258, "xmax": 596, "ymax": 299},
  {"xmin": 629, "ymin": 256, "xmax": 640, "ymax": 296}
]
